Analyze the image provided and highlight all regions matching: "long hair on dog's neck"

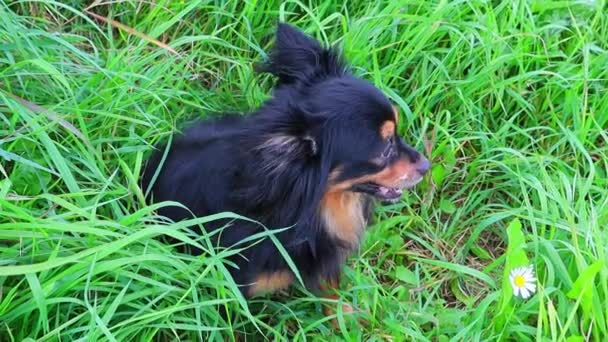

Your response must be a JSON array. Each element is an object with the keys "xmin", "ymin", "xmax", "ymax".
[{"xmin": 233, "ymin": 103, "xmax": 335, "ymax": 234}]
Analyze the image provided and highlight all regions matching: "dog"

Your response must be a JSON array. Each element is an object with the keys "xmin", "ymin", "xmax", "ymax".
[{"xmin": 141, "ymin": 23, "xmax": 430, "ymax": 319}]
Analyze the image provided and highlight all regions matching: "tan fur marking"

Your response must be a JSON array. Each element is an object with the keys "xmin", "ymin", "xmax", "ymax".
[
  {"xmin": 366, "ymin": 159, "xmax": 417, "ymax": 185},
  {"xmin": 321, "ymin": 191, "xmax": 366, "ymax": 249},
  {"xmin": 329, "ymin": 158, "xmax": 418, "ymax": 191},
  {"xmin": 380, "ymin": 120, "xmax": 395, "ymax": 140},
  {"xmin": 249, "ymin": 271, "xmax": 293, "ymax": 297}
]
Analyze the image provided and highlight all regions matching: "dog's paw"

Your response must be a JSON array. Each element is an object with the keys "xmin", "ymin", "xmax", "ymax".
[{"xmin": 323, "ymin": 302, "xmax": 368, "ymax": 328}]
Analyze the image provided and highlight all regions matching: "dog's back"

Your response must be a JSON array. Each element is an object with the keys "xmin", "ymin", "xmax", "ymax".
[{"xmin": 142, "ymin": 115, "xmax": 243, "ymax": 220}]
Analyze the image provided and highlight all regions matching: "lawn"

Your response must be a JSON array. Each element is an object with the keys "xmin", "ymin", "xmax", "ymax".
[{"xmin": 1, "ymin": 0, "xmax": 607, "ymax": 341}]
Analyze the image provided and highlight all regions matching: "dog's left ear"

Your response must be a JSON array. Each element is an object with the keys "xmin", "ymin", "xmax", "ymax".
[{"xmin": 260, "ymin": 23, "xmax": 346, "ymax": 86}]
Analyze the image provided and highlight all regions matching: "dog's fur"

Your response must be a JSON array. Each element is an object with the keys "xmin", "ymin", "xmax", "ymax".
[{"xmin": 141, "ymin": 23, "xmax": 430, "ymax": 300}]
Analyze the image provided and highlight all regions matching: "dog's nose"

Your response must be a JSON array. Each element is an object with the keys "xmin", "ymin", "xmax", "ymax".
[{"xmin": 416, "ymin": 157, "xmax": 431, "ymax": 175}]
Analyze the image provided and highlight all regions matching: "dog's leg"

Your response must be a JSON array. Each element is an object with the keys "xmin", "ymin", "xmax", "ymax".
[{"xmin": 320, "ymin": 276, "xmax": 368, "ymax": 328}]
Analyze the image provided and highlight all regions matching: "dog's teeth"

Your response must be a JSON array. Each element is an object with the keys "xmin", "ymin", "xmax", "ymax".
[{"xmin": 379, "ymin": 187, "xmax": 389, "ymax": 195}]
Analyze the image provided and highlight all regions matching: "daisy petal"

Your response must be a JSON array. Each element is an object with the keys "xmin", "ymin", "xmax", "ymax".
[{"xmin": 508, "ymin": 265, "xmax": 538, "ymax": 299}]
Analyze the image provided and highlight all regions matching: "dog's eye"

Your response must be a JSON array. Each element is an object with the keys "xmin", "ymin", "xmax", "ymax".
[{"xmin": 380, "ymin": 137, "xmax": 395, "ymax": 160}]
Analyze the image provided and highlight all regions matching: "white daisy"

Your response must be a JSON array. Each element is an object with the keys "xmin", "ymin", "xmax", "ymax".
[{"xmin": 509, "ymin": 265, "xmax": 536, "ymax": 299}]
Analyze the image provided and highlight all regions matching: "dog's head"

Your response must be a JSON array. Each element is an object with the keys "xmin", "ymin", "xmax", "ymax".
[{"xmin": 260, "ymin": 24, "xmax": 430, "ymax": 203}]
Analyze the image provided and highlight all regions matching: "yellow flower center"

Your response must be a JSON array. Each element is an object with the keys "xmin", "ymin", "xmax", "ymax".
[{"xmin": 514, "ymin": 275, "xmax": 526, "ymax": 288}]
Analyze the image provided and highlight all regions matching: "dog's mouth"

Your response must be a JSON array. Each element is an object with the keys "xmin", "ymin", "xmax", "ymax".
[
  {"xmin": 351, "ymin": 182, "xmax": 405, "ymax": 202},
  {"xmin": 351, "ymin": 177, "xmax": 424, "ymax": 203}
]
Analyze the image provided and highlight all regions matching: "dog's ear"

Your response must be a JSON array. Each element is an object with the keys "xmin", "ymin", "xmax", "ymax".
[
  {"xmin": 276, "ymin": 23, "xmax": 322, "ymax": 55},
  {"xmin": 260, "ymin": 23, "xmax": 346, "ymax": 86}
]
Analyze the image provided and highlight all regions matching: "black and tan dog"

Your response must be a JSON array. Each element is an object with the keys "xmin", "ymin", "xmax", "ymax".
[{"xmin": 141, "ymin": 23, "xmax": 429, "ymax": 319}]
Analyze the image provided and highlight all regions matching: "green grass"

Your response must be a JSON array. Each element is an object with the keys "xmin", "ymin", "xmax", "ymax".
[{"xmin": 1, "ymin": 0, "xmax": 607, "ymax": 340}]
